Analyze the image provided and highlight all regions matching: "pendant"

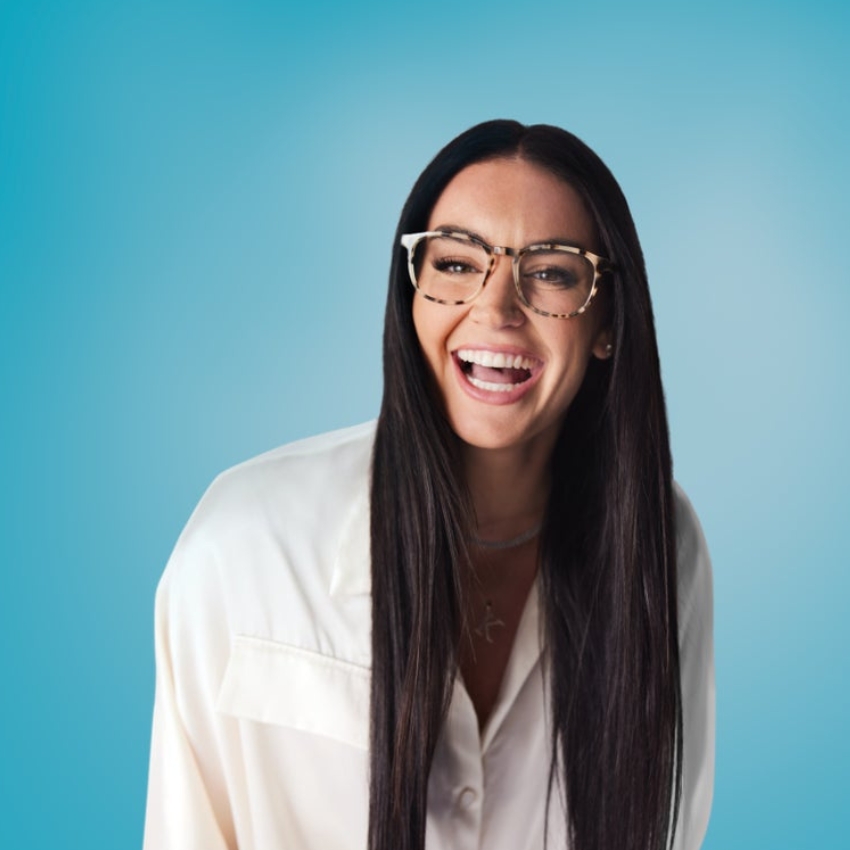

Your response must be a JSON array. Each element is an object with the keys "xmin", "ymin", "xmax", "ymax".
[{"xmin": 475, "ymin": 600, "xmax": 505, "ymax": 644}]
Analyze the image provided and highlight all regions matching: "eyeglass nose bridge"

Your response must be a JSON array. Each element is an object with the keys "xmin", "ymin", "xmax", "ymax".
[{"xmin": 480, "ymin": 244, "xmax": 523, "ymax": 298}]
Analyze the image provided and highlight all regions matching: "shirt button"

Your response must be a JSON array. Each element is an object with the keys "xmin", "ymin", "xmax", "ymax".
[{"xmin": 457, "ymin": 787, "xmax": 478, "ymax": 808}]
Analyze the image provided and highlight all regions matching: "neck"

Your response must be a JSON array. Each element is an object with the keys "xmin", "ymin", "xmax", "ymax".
[{"xmin": 463, "ymin": 442, "xmax": 552, "ymax": 541}]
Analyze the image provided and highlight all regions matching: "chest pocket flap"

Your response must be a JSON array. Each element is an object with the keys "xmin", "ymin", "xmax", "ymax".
[{"xmin": 216, "ymin": 635, "xmax": 371, "ymax": 750}]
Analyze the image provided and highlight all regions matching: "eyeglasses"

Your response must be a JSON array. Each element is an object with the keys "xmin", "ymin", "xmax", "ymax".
[{"xmin": 400, "ymin": 230, "xmax": 613, "ymax": 319}]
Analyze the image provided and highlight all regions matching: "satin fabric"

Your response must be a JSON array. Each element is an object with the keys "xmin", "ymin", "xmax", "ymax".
[{"xmin": 143, "ymin": 421, "xmax": 714, "ymax": 849}]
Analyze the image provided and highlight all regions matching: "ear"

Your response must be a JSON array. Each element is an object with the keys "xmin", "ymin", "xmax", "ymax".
[{"xmin": 591, "ymin": 325, "xmax": 614, "ymax": 360}]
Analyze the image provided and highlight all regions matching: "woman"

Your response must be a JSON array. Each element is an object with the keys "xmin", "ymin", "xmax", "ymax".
[{"xmin": 144, "ymin": 120, "xmax": 714, "ymax": 850}]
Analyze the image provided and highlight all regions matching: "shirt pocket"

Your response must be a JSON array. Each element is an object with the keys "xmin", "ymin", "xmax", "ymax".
[{"xmin": 216, "ymin": 635, "xmax": 371, "ymax": 750}]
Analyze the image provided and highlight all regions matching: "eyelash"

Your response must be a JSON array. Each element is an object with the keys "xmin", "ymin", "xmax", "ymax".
[{"xmin": 433, "ymin": 257, "xmax": 482, "ymax": 275}]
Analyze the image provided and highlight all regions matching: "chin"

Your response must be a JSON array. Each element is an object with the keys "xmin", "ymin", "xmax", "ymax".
[{"xmin": 446, "ymin": 411, "xmax": 561, "ymax": 457}]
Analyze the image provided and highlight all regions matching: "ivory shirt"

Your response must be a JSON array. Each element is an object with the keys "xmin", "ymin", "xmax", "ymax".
[{"xmin": 143, "ymin": 421, "xmax": 714, "ymax": 850}]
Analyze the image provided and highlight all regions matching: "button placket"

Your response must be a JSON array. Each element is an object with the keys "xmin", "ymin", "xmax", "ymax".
[{"xmin": 438, "ymin": 678, "xmax": 484, "ymax": 850}]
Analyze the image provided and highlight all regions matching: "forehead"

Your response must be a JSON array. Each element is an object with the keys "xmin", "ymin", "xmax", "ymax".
[{"xmin": 427, "ymin": 158, "xmax": 598, "ymax": 250}]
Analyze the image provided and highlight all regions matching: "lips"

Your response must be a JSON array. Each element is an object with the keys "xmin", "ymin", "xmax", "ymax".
[{"xmin": 453, "ymin": 347, "xmax": 542, "ymax": 399}]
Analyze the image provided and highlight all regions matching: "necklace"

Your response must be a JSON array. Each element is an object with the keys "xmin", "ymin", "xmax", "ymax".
[
  {"xmin": 469, "ymin": 522, "xmax": 542, "ymax": 551},
  {"xmin": 468, "ymin": 521, "xmax": 541, "ymax": 643}
]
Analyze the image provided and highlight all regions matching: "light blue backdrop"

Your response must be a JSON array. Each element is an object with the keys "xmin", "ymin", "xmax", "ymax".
[{"xmin": 2, "ymin": 0, "xmax": 848, "ymax": 847}]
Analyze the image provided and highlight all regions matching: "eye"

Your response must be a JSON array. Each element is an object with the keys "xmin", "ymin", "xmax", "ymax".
[
  {"xmin": 523, "ymin": 266, "xmax": 580, "ymax": 289},
  {"xmin": 432, "ymin": 256, "xmax": 483, "ymax": 276},
  {"xmin": 520, "ymin": 249, "xmax": 592, "ymax": 292}
]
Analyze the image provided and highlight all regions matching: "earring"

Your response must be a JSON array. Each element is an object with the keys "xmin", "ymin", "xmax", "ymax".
[{"xmin": 605, "ymin": 342, "xmax": 613, "ymax": 357}]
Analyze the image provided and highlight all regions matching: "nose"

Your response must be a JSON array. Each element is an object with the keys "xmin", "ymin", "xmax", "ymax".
[{"xmin": 469, "ymin": 255, "xmax": 525, "ymax": 329}]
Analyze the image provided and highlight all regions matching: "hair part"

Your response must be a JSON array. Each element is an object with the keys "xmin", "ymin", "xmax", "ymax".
[{"xmin": 369, "ymin": 120, "xmax": 682, "ymax": 850}]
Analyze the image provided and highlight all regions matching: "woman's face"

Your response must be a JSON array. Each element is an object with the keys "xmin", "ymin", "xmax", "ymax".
[{"xmin": 412, "ymin": 157, "xmax": 611, "ymax": 456}]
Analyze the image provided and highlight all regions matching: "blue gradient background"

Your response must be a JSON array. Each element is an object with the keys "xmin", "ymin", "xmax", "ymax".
[{"xmin": 2, "ymin": 1, "xmax": 848, "ymax": 847}]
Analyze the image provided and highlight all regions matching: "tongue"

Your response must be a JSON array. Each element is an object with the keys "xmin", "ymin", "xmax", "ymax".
[{"xmin": 471, "ymin": 364, "xmax": 530, "ymax": 384}]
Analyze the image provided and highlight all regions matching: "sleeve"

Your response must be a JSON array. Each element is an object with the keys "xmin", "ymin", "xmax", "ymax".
[
  {"xmin": 672, "ymin": 485, "xmax": 715, "ymax": 850},
  {"xmin": 142, "ymin": 562, "xmax": 235, "ymax": 850}
]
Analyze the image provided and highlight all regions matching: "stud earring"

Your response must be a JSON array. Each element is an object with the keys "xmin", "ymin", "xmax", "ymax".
[{"xmin": 605, "ymin": 343, "xmax": 613, "ymax": 357}]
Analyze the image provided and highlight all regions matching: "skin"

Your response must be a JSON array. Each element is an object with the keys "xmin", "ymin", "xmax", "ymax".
[{"xmin": 412, "ymin": 157, "xmax": 612, "ymax": 726}]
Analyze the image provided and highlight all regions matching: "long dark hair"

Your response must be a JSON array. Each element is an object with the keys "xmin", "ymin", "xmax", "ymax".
[{"xmin": 369, "ymin": 120, "xmax": 681, "ymax": 850}]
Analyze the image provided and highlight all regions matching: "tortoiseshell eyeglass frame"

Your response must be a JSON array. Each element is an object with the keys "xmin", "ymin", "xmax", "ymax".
[{"xmin": 400, "ymin": 230, "xmax": 614, "ymax": 319}]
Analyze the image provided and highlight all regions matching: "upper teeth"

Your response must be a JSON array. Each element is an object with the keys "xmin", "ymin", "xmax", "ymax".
[{"xmin": 457, "ymin": 349, "xmax": 536, "ymax": 370}]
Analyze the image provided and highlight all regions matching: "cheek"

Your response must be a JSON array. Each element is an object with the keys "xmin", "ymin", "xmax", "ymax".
[
  {"xmin": 544, "ymin": 328, "xmax": 599, "ymax": 396},
  {"xmin": 412, "ymin": 298, "xmax": 452, "ymax": 369},
  {"xmin": 551, "ymin": 311, "xmax": 606, "ymax": 363}
]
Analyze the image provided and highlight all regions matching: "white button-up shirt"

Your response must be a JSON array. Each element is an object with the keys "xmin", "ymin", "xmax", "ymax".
[{"xmin": 143, "ymin": 421, "xmax": 714, "ymax": 849}]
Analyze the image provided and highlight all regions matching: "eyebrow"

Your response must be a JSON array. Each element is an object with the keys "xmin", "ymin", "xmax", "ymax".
[
  {"xmin": 432, "ymin": 224, "xmax": 488, "ymax": 243},
  {"xmin": 431, "ymin": 223, "xmax": 585, "ymax": 249}
]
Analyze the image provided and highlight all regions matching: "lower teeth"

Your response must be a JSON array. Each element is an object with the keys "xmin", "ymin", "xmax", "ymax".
[{"xmin": 467, "ymin": 375, "xmax": 523, "ymax": 392}]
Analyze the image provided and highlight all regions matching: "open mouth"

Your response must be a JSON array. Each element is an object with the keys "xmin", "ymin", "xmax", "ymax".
[{"xmin": 455, "ymin": 348, "xmax": 538, "ymax": 393}]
